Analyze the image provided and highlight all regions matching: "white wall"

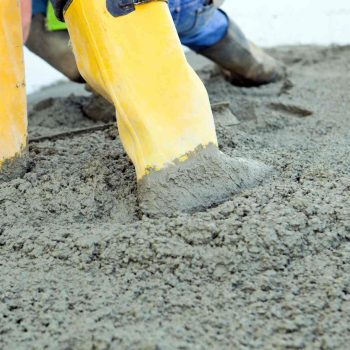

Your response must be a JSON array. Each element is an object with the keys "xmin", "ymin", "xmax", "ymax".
[
  {"xmin": 25, "ymin": 0, "xmax": 350, "ymax": 94},
  {"xmin": 222, "ymin": 0, "xmax": 350, "ymax": 47}
]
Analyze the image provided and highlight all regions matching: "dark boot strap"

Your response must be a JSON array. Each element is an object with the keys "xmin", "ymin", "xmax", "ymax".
[
  {"xmin": 50, "ymin": 0, "xmax": 168, "ymax": 21},
  {"xmin": 107, "ymin": 0, "xmax": 167, "ymax": 17}
]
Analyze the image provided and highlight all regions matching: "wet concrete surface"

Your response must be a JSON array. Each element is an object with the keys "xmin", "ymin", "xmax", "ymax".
[{"xmin": 1, "ymin": 46, "xmax": 350, "ymax": 349}]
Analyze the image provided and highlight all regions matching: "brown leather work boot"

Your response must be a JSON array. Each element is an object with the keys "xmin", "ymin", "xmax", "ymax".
[
  {"xmin": 199, "ymin": 19, "xmax": 285, "ymax": 87},
  {"xmin": 26, "ymin": 13, "xmax": 84, "ymax": 83}
]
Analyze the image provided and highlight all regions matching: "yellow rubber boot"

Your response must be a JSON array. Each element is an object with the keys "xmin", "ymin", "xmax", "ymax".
[
  {"xmin": 64, "ymin": 0, "xmax": 271, "ymax": 216},
  {"xmin": 65, "ymin": 1, "xmax": 217, "ymax": 179},
  {"xmin": 0, "ymin": 0, "xmax": 28, "ymax": 182}
]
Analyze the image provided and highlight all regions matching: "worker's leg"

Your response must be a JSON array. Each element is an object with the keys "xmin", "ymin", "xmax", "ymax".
[
  {"xmin": 0, "ymin": 0, "xmax": 28, "ymax": 182},
  {"xmin": 62, "ymin": 1, "xmax": 218, "ymax": 178},
  {"xmin": 50, "ymin": 0, "xmax": 271, "ymax": 216},
  {"xmin": 26, "ymin": 0, "xmax": 83, "ymax": 82},
  {"xmin": 170, "ymin": 0, "xmax": 283, "ymax": 86}
]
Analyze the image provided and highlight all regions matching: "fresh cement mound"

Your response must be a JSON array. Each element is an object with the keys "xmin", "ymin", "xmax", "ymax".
[{"xmin": 1, "ymin": 46, "xmax": 350, "ymax": 349}]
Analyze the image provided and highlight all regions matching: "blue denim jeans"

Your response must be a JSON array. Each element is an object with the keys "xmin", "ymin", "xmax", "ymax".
[
  {"xmin": 33, "ymin": 0, "xmax": 228, "ymax": 50},
  {"xmin": 33, "ymin": 0, "xmax": 48, "ymax": 15},
  {"xmin": 168, "ymin": 0, "xmax": 228, "ymax": 51}
]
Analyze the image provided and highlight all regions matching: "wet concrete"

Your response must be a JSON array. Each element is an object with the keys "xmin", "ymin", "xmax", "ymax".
[
  {"xmin": 1, "ymin": 46, "xmax": 350, "ymax": 349},
  {"xmin": 0, "ymin": 148, "xmax": 28, "ymax": 183}
]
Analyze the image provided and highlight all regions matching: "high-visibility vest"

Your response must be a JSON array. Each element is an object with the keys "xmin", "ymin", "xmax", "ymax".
[{"xmin": 47, "ymin": 2, "xmax": 67, "ymax": 31}]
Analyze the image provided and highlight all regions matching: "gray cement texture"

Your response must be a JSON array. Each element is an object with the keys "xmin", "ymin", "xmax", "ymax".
[{"xmin": 0, "ymin": 46, "xmax": 350, "ymax": 349}]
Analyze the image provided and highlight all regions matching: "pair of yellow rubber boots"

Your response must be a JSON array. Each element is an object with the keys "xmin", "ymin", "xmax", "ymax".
[{"xmin": 0, "ymin": 0, "xmax": 269, "ymax": 216}]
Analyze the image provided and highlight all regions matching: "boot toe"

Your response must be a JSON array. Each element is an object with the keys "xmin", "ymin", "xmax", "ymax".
[{"xmin": 138, "ymin": 144, "xmax": 273, "ymax": 217}]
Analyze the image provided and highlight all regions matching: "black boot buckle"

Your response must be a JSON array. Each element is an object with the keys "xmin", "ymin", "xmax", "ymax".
[{"xmin": 106, "ymin": 0, "xmax": 167, "ymax": 17}]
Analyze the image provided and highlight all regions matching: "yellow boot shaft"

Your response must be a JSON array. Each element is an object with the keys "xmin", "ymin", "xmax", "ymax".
[
  {"xmin": 0, "ymin": 0, "xmax": 28, "ymax": 168},
  {"xmin": 64, "ymin": 1, "xmax": 217, "ymax": 179}
]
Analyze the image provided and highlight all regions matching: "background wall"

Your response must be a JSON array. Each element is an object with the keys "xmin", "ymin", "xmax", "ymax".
[
  {"xmin": 222, "ymin": 0, "xmax": 350, "ymax": 47},
  {"xmin": 25, "ymin": 0, "xmax": 350, "ymax": 93}
]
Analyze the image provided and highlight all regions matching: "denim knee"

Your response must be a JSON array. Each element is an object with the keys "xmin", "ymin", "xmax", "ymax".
[{"xmin": 169, "ymin": 0, "xmax": 229, "ymax": 51}]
